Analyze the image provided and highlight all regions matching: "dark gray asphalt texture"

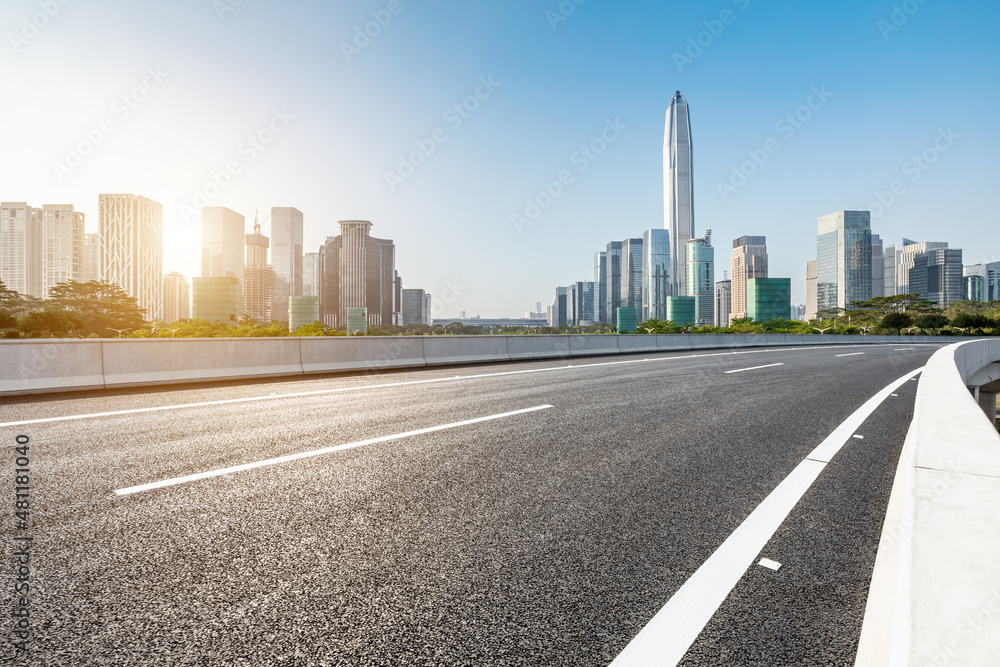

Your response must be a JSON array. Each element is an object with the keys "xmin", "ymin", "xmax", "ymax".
[{"xmin": 0, "ymin": 343, "xmax": 940, "ymax": 666}]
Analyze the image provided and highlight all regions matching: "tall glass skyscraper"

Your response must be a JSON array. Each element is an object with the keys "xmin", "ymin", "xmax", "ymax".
[
  {"xmin": 685, "ymin": 230, "xmax": 714, "ymax": 327},
  {"xmin": 816, "ymin": 211, "xmax": 872, "ymax": 312},
  {"xmin": 731, "ymin": 235, "xmax": 768, "ymax": 321},
  {"xmin": 641, "ymin": 229, "xmax": 669, "ymax": 321},
  {"xmin": 620, "ymin": 238, "xmax": 644, "ymax": 312},
  {"xmin": 664, "ymin": 91, "xmax": 694, "ymax": 298},
  {"xmin": 604, "ymin": 241, "xmax": 622, "ymax": 327},
  {"xmin": 594, "ymin": 251, "xmax": 607, "ymax": 323}
]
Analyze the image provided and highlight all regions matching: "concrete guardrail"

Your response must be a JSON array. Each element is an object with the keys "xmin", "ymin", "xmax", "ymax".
[
  {"xmin": 0, "ymin": 333, "xmax": 974, "ymax": 397},
  {"xmin": 856, "ymin": 339, "xmax": 1000, "ymax": 666}
]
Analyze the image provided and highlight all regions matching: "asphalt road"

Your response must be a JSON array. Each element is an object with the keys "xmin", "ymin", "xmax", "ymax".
[{"xmin": 1, "ymin": 342, "xmax": 942, "ymax": 666}]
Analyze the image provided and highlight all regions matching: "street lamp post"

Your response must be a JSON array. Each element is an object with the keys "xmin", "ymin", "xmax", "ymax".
[{"xmin": 107, "ymin": 328, "xmax": 131, "ymax": 338}]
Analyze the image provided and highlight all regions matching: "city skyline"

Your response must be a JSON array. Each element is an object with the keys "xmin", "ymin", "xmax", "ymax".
[{"xmin": 1, "ymin": 1, "xmax": 998, "ymax": 317}]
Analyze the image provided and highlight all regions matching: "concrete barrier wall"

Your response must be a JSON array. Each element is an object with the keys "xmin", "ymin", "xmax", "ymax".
[
  {"xmin": 856, "ymin": 339, "xmax": 1000, "ymax": 666},
  {"xmin": 0, "ymin": 334, "xmax": 982, "ymax": 396},
  {"xmin": 0, "ymin": 339, "xmax": 105, "ymax": 394}
]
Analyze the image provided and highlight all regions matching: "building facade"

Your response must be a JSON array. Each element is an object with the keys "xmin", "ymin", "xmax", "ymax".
[
  {"xmin": 665, "ymin": 90, "xmax": 694, "ymax": 297},
  {"xmin": 908, "ymin": 248, "xmax": 963, "ymax": 308},
  {"xmin": 201, "ymin": 206, "xmax": 245, "ymax": 317},
  {"xmin": 963, "ymin": 262, "xmax": 1000, "ymax": 303},
  {"xmin": 317, "ymin": 220, "xmax": 397, "ymax": 327},
  {"xmin": 620, "ymin": 238, "xmax": 644, "ymax": 312},
  {"xmin": 604, "ymin": 241, "xmax": 622, "ymax": 327},
  {"xmin": 747, "ymin": 277, "xmax": 792, "ymax": 322},
  {"xmin": 162, "ymin": 271, "xmax": 190, "ymax": 324},
  {"xmin": 99, "ymin": 194, "xmax": 163, "ymax": 321},
  {"xmin": 805, "ymin": 259, "xmax": 818, "ymax": 321},
  {"xmin": 871, "ymin": 233, "xmax": 884, "ymax": 300},
  {"xmin": 594, "ymin": 251, "xmax": 607, "ymax": 324},
  {"xmin": 401, "ymin": 288, "xmax": 431, "ymax": 326},
  {"xmin": 642, "ymin": 229, "xmax": 670, "ymax": 322},
  {"xmin": 685, "ymin": 230, "xmax": 714, "ymax": 326},
  {"xmin": 665, "ymin": 296, "xmax": 696, "ymax": 327},
  {"xmin": 271, "ymin": 206, "xmax": 303, "ymax": 324},
  {"xmin": 192, "ymin": 276, "xmax": 239, "ymax": 324},
  {"xmin": 816, "ymin": 211, "xmax": 871, "ymax": 312},
  {"xmin": 575, "ymin": 280, "xmax": 597, "ymax": 325},
  {"xmin": 714, "ymin": 279, "xmax": 731, "ymax": 328},
  {"xmin": 302, "ymin": 252, "xmax": 319, "ymax": 298},
  {"xmin": 83, "ymin": 232, "xmax": 100, "ymax": 282},
  {"xmin": 896, "ymin": 240, "xmax": 947, "ymax": 295},
  {"xmin": 0, "ymin": 202, "xmax": 42, "ymax": 297},
  {"xmin": 244, "ymin": 216, "xmax": 275, "ymax": 324},
  {"xmin": 731, "ymin": 235, "xmax": 768, "ymax": 321}
]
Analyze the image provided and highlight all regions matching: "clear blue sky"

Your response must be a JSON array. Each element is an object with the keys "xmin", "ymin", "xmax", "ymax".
[{"xmin": 2, "ymin": 0, "xmax": 997, "ymax": 316}]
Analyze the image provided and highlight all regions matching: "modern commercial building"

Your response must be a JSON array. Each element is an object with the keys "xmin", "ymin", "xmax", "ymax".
[
  {"xmin": 604, "ymin": 241, "xmax": 622, "ymax": 326},
  {"xmin": 594, "ymin": 251, "xmax": 607, "ymax": 324},
  {"xmin": 883, "ymin": 242, "xmax": 901, "ymax": 297},
  {"xmin": 345, "ymin": 307, "xmax": 367, "ymax": 335},
  {"xmin": 317, "ymin": 220, "xmax": 397, "ymax": 327},
  {"xmin": 896, "ymin": 240, "xmax": 947, "ymax": 295},
  {"xmin": 549, "ymin": 285, "xmax": 575, "ymax": 327},
  {"xmin": 99, "ymin": 194, "xmax": 163, "ymax": 321},
  {"xmin": 191, "ymin": 276, "xmax": 239, "ymax": 324},
  {"xmin": 816, "ymin": 211, "xmax": 871, "ymax": 312},
  {"xmin": 575, "ymin": 280, "xmax": 597, "ymax": 325},
  {"xmin": 271, "ymin": 206, "xmax": 303, "ymax": 324},
  {"xmin": 162, "ymin": 271, "xmax": 190, "ymax": 324},
  {"xmin": 664, "ymin": 90, "xmax": 694, "ymax": 297},
  {"xmin": 244, "ymin": 215, "xmax": 274, "ymax": 324},
  {"xmin": 908, "ymin": 248, "xmax": 963, "ymax": 308},
  {"xmin": 288, "ymin": 296, "xmax": 319, "ymax": 332},
  {"xmin": 83, "ymin": 232, "xmax": 99, "ymax": 282},
  {"xmin": 616, "ymin": 306, "xmax": 638, "ymax": 333},
  {"xmin": 37, "ymin": 204, "xmax": 85, "ymax": 298},
  {"xmin": 746, "ymin": 277, "xmax": 792, "ymax": 322},
  {"xmin": 805, "ymin": 259, "xmax": 818, "ymax": 321},
  {"xmin": 201, "ymin": 207, "xmax": 245, "ymax": 317},
  {"xmin": 642, "ymin": 229, "xmax": 670, "ymax": 321},
  {"xmin": 731, "ymin": 235, "xmax": 768, "ymax": 321},
  {"xmin": 0, "ymin": 202, "xmax": 42, "ymax": 297},
  {"xmin": 963, "ymin": 262, "xmax": 1000, "ymax": 302},
  {"xmin": 714, "ymin": 278, "xmax": 731, "ymax": 328},
  {"xmin": 685, "ymin": 230, "xmax": 714, "ymax": 326},
  {"xmin": 401, "ymin": 288, "xmax": 432, "ymax": 326},
  {"xmin": 665, "ymin": 296, "xmax": 696, "ymax": 327},
  {"xmin": 964, "ymin": 274, "xmax": 986, "ymax": 302},
  {"xmin": 620, "ymin": 238, "xmax": 644, "ymax": 312},
  {"xmin": 871, "ymin": 233, "xmax": 884, "ymax": 299},
  {"xmin": 302, "ymin": 252, "xmax": 319, "ymax": 298},
  {"xmin": 791, "ymin": 304, "xmax": 806, "ymax": 322}
]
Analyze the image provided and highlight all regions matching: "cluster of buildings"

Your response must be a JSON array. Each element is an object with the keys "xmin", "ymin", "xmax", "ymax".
[
  {"xmin": 545, "ymin": 92, "xmax": 992, "ymax": 331},
  {"xmin": 0, "ymin": 197, "xmax": 433, "ymax": 332}
]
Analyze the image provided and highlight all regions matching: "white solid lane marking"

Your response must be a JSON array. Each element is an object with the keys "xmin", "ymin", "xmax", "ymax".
[
  {"xmin": 0, "ymin": 343, "xmax": 914, "ymax": 429},
  {"xmin": 853, "ymin": 435, "xmax": 865, "ymax": 439},
  {"xmin": 114, "ymin": 404, "xmax": 553, "ymax": 496},
  {"xmin": 894, "ymin": 348, "xmax": 914, "ymax": 351},
  {"xmin": 724, "ymin": 363, "xmax": 785, "ymax": 374},
  {"xmin": 836, "ymin": 352, "xmax": 865, "ymax": 357},
  {"xmin": 758, "ymin": 558, "xmax": 782, "ymax": 571},
  {"xmin": 608, "ymin": 367, "xmax": 923, "ymax": 667}
]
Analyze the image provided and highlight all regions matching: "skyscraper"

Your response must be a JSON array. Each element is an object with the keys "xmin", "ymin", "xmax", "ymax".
[
  {"xmin": 575, "ymin": 280, "xmax": 597, "ymax": 325},
  {"xmin": 303, "ymin": 252, "xmax": 319, "ymax": 298},
  {"xmin": 883, "ymin": 242, "xmax": 901, "ymax": 297},
  {"xmin": 201, "ymin": 207, "xmax": 245, "ymax": 317},
  {"xmin": 715, "ymin": 278, "xmax": 731, "ymax": 329},
  {"xmin": 871, "ymin": 233, "xmax": 884, "ymax": 299},
  {"xmin": 896, "ymin": 240, "xmax": 948, "ymax": 295},
  {"xmin": 604, "ymin": 241, "xmax": 622, "ymax": 326},
  {"xmin": 83, "ymin": 232, "xmax": 99, "ymax": 282},
  {"xmin": 0, "ymin": 202, "xmax": 42, "ymax": 297},
  {"xmin": 162, "ymin": 271, "xmax": 190, "ymax": 323},
  {"xmin": 908, "ymin": 248, "xmax": 963, "ymax": 308},
  {"xmin": 244, "ymin": 214, "xmax": 275, "ymax": 324},
  {"xmin": 271, "ymin": 206, "xmax": 303, "ymax": 323},
  {"xmin": 685, "ymin": 229, "xmax": 714, "ymax": 326},
  {"xmin": 318, "ymin": 220, "xmax": 396, "ymax": 327},
  {"xmin": 731, "ymin": 235, "xmax": 768, "ymax": 321},
  {"xmin": 642, "ymin": 229, "xmax": 669, "ymax": 321},
  {"xmin": 38, "ymin": 204, "xmax": 85, "ymax": 298},
  {"xmin": 594, "ymin": 251, "xmax": 607, "ymax": 324},
  {"xmin": 99, "ymin": 194, "xmax": 163, "ymax": 321},
  {"xmin": 620, "ymin": 238, "xmax": 644, "ymax": 312},
  {"xmin": 665, "ymin": 91, "xmax": 694, "ymax": 298},
  {"xmin": 401, "ymin": 289, "xmax": 431, "ymax": 325},
  {"xmin": 816, "ymin": 211, "xmax": 871, "ymax": 312},
  {"xmin": 805, "ymin": 259, "xmax": 818, "ymax": 321},
  {"xmin": 964, "ymin": 262, "xmax": 1000, "ymax": 302}
]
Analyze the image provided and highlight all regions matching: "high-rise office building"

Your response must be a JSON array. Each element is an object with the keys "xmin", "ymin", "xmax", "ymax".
[
  {"xmin": 0, "ymin": 202, "xmax": 42, "ymax": 297},
  {"xmin": 731, "ymin": 235, "xmax": 768, "ymax": 321},
  {"xmin": 908, "ymin": 248, "xmax": 963, "ymax": 308},
  {"xmin": 303, "ymin": 252, "xmax": 319, "ymax": 298},
  {"xmin": 715, "ymin": 279, "xmax": 731, "ymax": 328},
  {"xmin": 38, "ymin": 204, "xmax": 85, "ymax": 298},
  {"xmin": 816, "ymin": 211, "xmax": 871, "ymax": 312},
  {"xmin": 594, "ymin": 251, "xmax": 607, "ymax": 323},
  {"xmin": 747, "ymin": 278, "xmax": 792, "ymax": 322},
  {"xmin": 99, "ymin": 194, "xmax": 163, "ymax": 321},
  {"xmin": 665, "ymin": 90, "xmax": 694, "ymax": 297},
  {"xmin": 201, "ymin": 207, "xmax": 245, "ymax": 317},
  {"xmin": 83, "ymin": 232, "xmax": 100, "ymax": 282},
  {"xmin": 963, "ymin": 262, "xmax": 1000, "ymax": 302},
  {"xmin": 642, "ymin": 229, "xmax": 670, "ymax": 321},
  {"xmin": 620, "ymin": 238, "xmax": 644, "ymax": 312},
  {"xmin": 192, "ymin": 276, "xmax": 239, "ymax": 324},
  {"xmin": 550, "ymin": 285, "xmax": 575, "ymax": 328},
  {"xmin": 244, "ymin": 215, "xmax": 275, "ymax": 324},
  {"xmin": 162, "ymin": 271, "xmax": 190, "ymax": 324},
  {"xmin": 665, "ymin": 296, "xmax": 696, "ymax": 327},
  {"xmin": 896, "ymin": 240, "xmax": 947, "ymax": 295},
  {"xmin": 883, "ymin": 242, "xmax": 901, "ymax": 297},
  {"xmin": 401, "ymin": 289, "xmax": 431, "ymax": 325},
  {"xmin": 871, "ymin": 234, "xmax": 884, "ymax": 300},
  {"xmin": 685, "ymin": 229, "xmax": 714, "ymax": 326},
  {"xmin": 317, "ymin": 220, "xmax": 396, "ymax": 327},
  {"xmin": 805, "ymin": 259, "xmax": 818, "ymax": 321},
  {"xmin": 575, "ymin": 281, "xmax": 597, "ymax": 325},
  {"xmin": 604, "ymin": 241, "xmax": 622, "ymax": 326},
  {"xmin": 271, "ymin": 206, "xmax": 303, "ymax": 323}
]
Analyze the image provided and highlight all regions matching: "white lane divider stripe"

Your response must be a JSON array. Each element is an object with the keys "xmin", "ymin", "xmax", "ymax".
[
  {"xmin": 114, "ymin": 404, "xmax": 553, "ymax": 496},
  {"xmin": 0, "ymin": 346, "xmax": 892, "ymax": 428},
  {"xmin": 608, "ymin": 367, "xmax": 923, "ymax": 666},
  {"xmin": 724, "ymin": 363, "xmax": 784, "ymax": 374},
  {"xmin": 836, "ymin": 352, "xmax": 865, "ymax": 357}
]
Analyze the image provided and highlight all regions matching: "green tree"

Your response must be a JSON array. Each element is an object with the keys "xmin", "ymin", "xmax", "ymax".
[
  {"xmin": 915, "ymin": 313, "xmax": 950, "ymax": 331},
  {"xmin": 728, "ymin": 317, "xmax": 762, "ymax": 333},
  {"xmin": 882, "ymin": 312, "xmax": 914, "ymax": 335},
  {"xmin": 18, "ymin": 310, "xmax": 82, "ymax": 337},
  {"xmin": 48, "ymin": 280, "xmax": 147, "ymax": 336},
  {"xmin": 636, "ymin": 319, "xmax": 681, "ymax": 334}
]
